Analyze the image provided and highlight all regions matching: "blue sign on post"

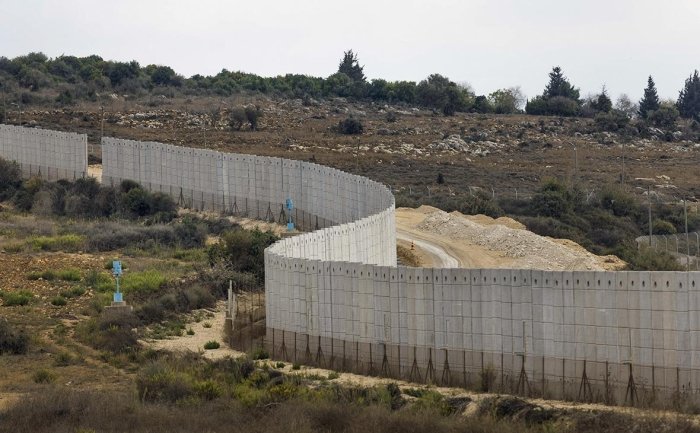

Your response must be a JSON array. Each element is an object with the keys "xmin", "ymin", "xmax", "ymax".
[
  {"xmin": 112, "ymin": 260, "xmax": 123, "ymax": 303},
  {"xmin": 286, "ymin": 198, "xmax": 295, "ymax": 231},
  {"xmin": 112, "ymin": 260, "xmax": 122, "ymax": 277}
]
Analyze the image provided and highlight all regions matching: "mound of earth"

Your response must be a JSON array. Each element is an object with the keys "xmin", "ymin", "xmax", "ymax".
[{"xmin": 397, "ymin": 206, "xmax": 625, "ymax": 271}]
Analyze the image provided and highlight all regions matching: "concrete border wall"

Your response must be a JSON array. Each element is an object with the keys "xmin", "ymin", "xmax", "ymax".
[
  {"xmin": 0, "ymin": 124, "xmax": 87, "ymax": 180},
  {"xmin": 101, "ymin": 135, "xmax": 700, "ymax": 407}
]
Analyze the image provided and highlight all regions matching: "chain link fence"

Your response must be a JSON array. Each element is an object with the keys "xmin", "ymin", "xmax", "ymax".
[{"xmin": 636, "ymin": 232, "xmax": 700, "ymax": 270}]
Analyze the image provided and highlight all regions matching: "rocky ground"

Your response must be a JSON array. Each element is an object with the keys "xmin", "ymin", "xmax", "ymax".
[{"xmin": 8, "ymin": 95, "xmax": 700, "ymax": 201}]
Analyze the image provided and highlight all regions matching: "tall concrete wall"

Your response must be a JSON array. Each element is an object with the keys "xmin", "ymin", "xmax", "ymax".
[
  {"xmin": 0, "ymin": 124, "xmax": 87, "ymax": 180},
  {"xmin": 101, "ymin": 135, "xmax": 700, "ymax": 407}
]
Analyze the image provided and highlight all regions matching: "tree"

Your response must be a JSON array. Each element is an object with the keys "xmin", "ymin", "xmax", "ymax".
[
  {"xmin": 648, "ymin": 102, "xmax": 679, "ymax": 128},
  {"xmin": 416, "ymin": 74, "xmax": 469, "ymax": 116},
  {"xmin": 473, "ymin": 95, "xmax": 494, "ymax": 113},
  {"xmin": 244, "ymin": 105, "xmax": 262, "ymax": 130},
  {"xmin": 590, "ymin": 87, "xmax": 612, "ymax": 113},
  {"xmin": 489, "ymin": 87, "xmax": 525, "ymax": 114},
  {"xmin": 229, "ymin": 107, "xmax": 246, "ymax": 131},
  {"xmin": 615, "ymin": 93, "xmax": 637, "ymax": 118},
  {"xmin": 526, "ymin": 67, "xmax": 580, "ymax": 116},
  {"xmin": 638, "ymin": 76, "xmax": 660, "ymax": 119},
  {"xmin": 677, "ymin": 70, "xmax": 700, "ymax": 120},
  {"xmin": 543, "ymin": 66, "xmax": 580, "ymax": 101},
  {"xmin": 337, "ymin": 50, "xmax": 365, "ymax": 83}
]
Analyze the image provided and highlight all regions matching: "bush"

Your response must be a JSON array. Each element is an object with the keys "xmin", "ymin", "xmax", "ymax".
[
  {"xmin": 137, "ymin": 362, "xmax": 196, "ymax": 403},
  {"xmin": 203, "ymin": 340, "xmax": 220, "ymax": 350},
  {"xmin": 30, "ymin": 234, "xmax": 84, "ymax": 252},
  {"xmin": 207, "ymin": 229, "xmax": 279, "ymax": 286},
  {"xmin": 134, "ymin": 284, "xmax": 215, "ymax": 324},
  {"xmin": 0, "ymin": 158, "xmax": 22, "ymax": 200},
  {"xmin": 338, "ymin": 117, "xmax": 363, "ymax": 135},
  {"xmin": 75, "ymin": 314, "xmax": 139, "ymax": 353},
  {"xmin": 526, "ymin": 95, "xmax": 579, "ymax": 116},
  {"xmin": 594, "ymin": 110, "xmax": 630, "ymax": 132},
  {"xmin": 120, "ymin": 270, "xmax": 167, "ymax": 295},
  {"xmin": 229, "ymin": 107, "xmax": 246, "ymax": 130},
  {"xmin": 32, "ymin": 369, "xmax": 57, "ymax": 384},
  {"xmin": 0, "ymin": 290, "xmax": 34, "ymax": 306},
  {"xmin": 0, "ymin": 320, "xmax": 29, "ymax": 354},
  {"xmin": 250, "ymin": 347, "xmax": 269, "ymax": 360},
  {"xmin": 244, "ymin": 105, "xmax": 263, "ymax": 130},
  {"xmin": 50, "ymin": 296, "xmax": 67, "ymax": 306},
  {"xmin": 652, "ymin": 219, "xmax": 677, "ymax": 235},
  {"xmin": 648, "ymin": 103, "xmax": 680, "ymax": 128}
]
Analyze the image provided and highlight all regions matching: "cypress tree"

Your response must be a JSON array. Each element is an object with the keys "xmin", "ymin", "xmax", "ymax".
[
  {"xmin": 337, "ymin": 50, "xmax": 366, "ymax": 83},
  {"xmin": 638, "ymin": 76, "xmax": 660, "ymax": 119},
  {"xmin": 543, "ymin": 66, "xmax": 580, "ymax": 100},
  {"xmin": 677, "ymin": 70, "xmax": 700, "ymax": 120},
  {"xmin": 591, "ymin": 86, "xmax": 612, "ymax": 113}
]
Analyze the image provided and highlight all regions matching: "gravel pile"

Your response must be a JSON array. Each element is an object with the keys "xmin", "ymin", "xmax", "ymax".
[{"xmin": 416, "ymin": 209, "xmax": 610, "ymax": 270}]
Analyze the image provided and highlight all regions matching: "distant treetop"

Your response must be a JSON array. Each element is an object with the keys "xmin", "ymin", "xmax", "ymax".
[{"xmin": 337, "ymin": 50, "xmax": 365, "ymax": 83}]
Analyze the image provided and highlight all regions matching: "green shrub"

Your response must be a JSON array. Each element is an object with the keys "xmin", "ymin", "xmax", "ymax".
[
  {"xmin": 0, "ymin": 320, "xmax": 29, "ymax": 354},
  {"xmin": 338, "ymin": 117, "xmax": 363, "ymax": 134},
  {"xmin": 27, "ymin": 270, "xmax": 56, "ymax": 281},
  {"xmin": 275, "ymin": 362, "xmax": 285, "ymax": 369},
  {"xmin": 229, "ymin": 107, "xmax": 246, "ymax": 130},
  {"xmin": 186, "ymin": 328, "xmax": 195, "ymax": 335},
  {"xmin": 250, "ymin": 347, "xmax": 269, "ymax": 360},
  {"xmin": 75, "ymin": 315, "xmax": 139, "ymax": 353},
  {"xmin": 56, "ymin": 268, "xmax": 81, "ymax": 281},
  {"xmin": 244, "ymin": 105, "xmax": 263, "ymax": 130},
  {"xmin": 53, "ymin": 351, "xmax": 75, "ymax": 367},
  {"xmin": 207, "ymin": 229, "xmax": 279, "ymax": 287},
  {"xmin": 0, "ymin": 158, "xmax": 22, "ymax": 201},
  {"xmin": 85, "ymin": 270, "xmax": 113, "ymax": 291},
  {"xmin": 203, "ymin": 341, "xmax": 220, "ymax": 350},
  {"xmin": 292, "ymin": 363, "xmax": 301, "ymax": 370},
  {"xmin": 0, "ymin": 290, "xmax": 34, "ymax": 306},
  {"xmin": 33, "ymin": 369, "xmax": 57, "ymax": 384},
  {"xmin": 30, "ymin": 234, "xmax": 84, "ymax": 252},
  {"xmin": 652, "ymin": 219, "xmax": 677, "ymax": 235},
  {"xmin": 120, "ymin": 270, "xmax": 167, "ymax": 294},
  {"xmin": 412, "ymin": 390, "xmax": 452, "ymax": 416},
  {"xmin": 60, "ymin": 286, "xmax": 86, "ymax": 298},
  {"xmin": 51, "ymin": 296, "xmax": 67, "ymax": 306},
  {"xmin": 136, "ymin": 362, "xmax": 195, "ymax": 403}
]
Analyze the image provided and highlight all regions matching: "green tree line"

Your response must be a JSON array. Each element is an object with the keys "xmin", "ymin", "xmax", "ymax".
[{"xmin": 1, "ymin": 51, "xmax": 699, "ymax": 120}]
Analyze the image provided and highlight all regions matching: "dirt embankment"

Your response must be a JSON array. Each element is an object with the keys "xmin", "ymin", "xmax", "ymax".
[{"xmin": 397, "ymin": 206, "xmax": 625, "ymax": 271}]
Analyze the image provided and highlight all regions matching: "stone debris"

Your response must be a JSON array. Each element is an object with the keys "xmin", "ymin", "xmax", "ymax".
[{"xmin": 427, "ymin": 134, "xmax": 508, "ymax": 156}]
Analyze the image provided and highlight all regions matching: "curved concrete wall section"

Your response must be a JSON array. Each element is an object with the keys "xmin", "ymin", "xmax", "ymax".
[
  {"xmin": 101, "ymin": 137, "xmax": 396, "ymax": 266},
  {"xmin": 101, "ymin": 134, "xmax": 700, "ymax": 406},
  {"xmin": 0, "ymin": 124, "xmax": 87, "ymax": 180}
]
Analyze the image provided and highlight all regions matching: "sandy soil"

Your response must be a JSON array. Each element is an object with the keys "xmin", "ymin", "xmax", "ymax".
[
  {"xmin": 396, "ymin": 206, "xmax": 626, "ymax": 270},
  {"xmin": 87, "ymin": 164, "xmax": 102, "ymax": 182},
  {"xmin": 143, "ymin": 301, "xmax": 245, "ymax": 359}
]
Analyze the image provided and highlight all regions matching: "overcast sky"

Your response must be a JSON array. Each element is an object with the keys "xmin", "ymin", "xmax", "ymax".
[{"xmin": 2, "ymin": 0, "xmax": 699, "ymax": 101}]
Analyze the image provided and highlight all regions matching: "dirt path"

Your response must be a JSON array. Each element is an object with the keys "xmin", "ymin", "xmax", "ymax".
[
  {"xmin": 143, "ymin": 301, "xmax": 245, "ymax": 359},
  {"xmin": 397, "ymin": 232, "xmax": 459, "ymax": 268}
]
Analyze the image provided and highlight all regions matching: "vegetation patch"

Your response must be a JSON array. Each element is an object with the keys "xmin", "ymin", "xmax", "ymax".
[
  {"xmin": 0, "ymin": 319, "xmax": 29, "ymax": 354},
  {"xmin": 0, "ymin": 290, "xmax": 34, "ymax": 306}
]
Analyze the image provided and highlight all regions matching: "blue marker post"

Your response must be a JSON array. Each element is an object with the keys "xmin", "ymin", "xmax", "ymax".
[
  {"xmin": 286, "ymin": 198, "xmax": 294, "ymax": 231},
  {"xmin": 112, "ymin": 260, "xmax": 123, "ymax": 303}
]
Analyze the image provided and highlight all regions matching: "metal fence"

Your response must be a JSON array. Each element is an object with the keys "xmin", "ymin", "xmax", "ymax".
[{"xmin": 636, "ymin": 232, "xmax": 700, "ymax": 270}]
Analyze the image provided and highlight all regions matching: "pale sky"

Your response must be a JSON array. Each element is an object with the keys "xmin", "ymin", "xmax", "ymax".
[{"xmin": 2, "ymin": 0, "xmax": 699, "ymax": 101}]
